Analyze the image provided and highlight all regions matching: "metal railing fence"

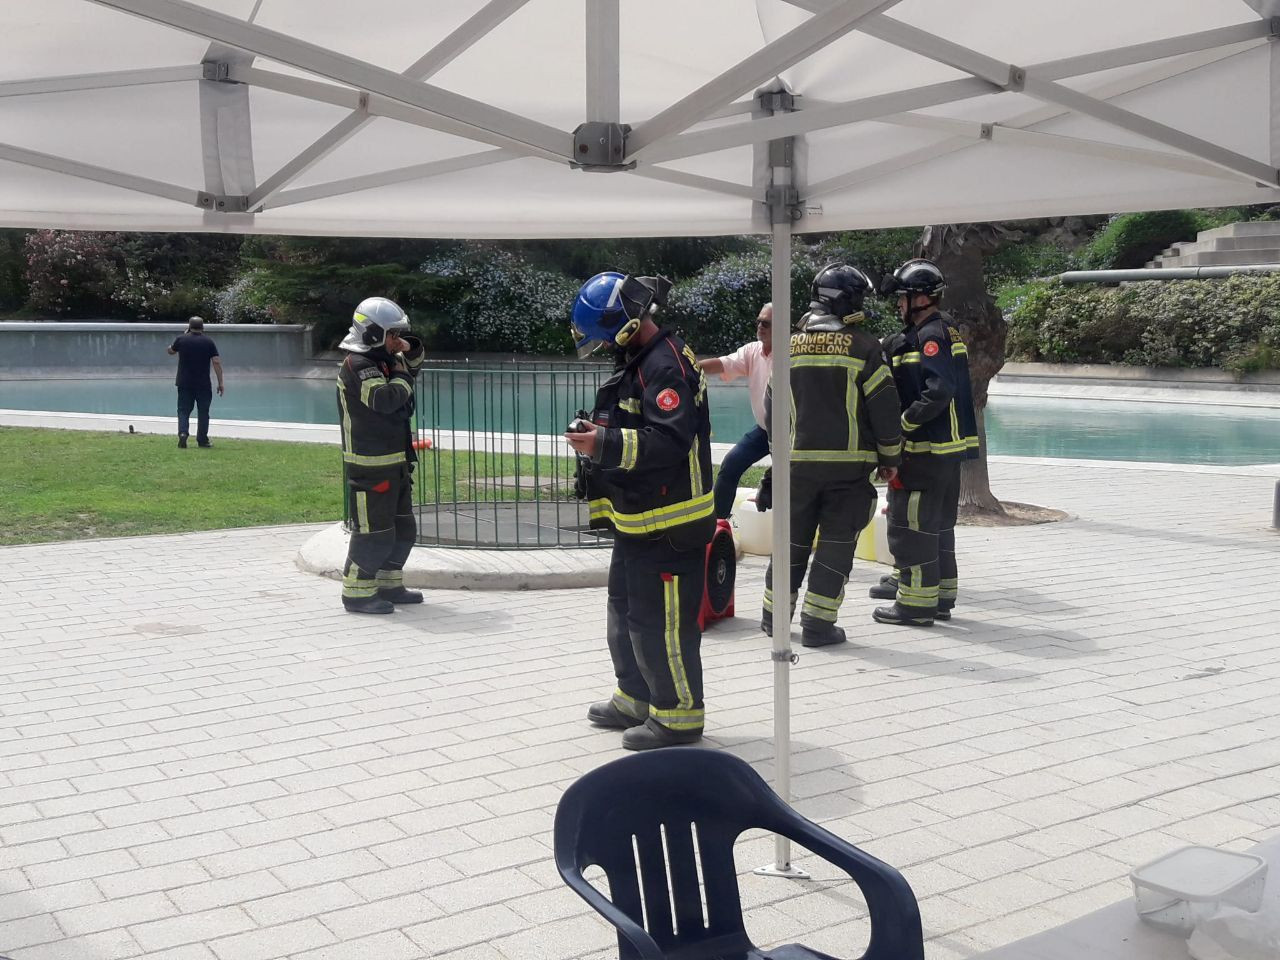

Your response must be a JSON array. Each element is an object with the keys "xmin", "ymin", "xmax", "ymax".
[{"xmin": 412, "ymin": 359, "xmax": 612, "ymax": 549}]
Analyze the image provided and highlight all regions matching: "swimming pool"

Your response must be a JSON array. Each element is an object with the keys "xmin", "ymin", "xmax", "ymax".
[{"xmin": 2, "ymin": 376, "xmax": 1279, "ymax": 466}]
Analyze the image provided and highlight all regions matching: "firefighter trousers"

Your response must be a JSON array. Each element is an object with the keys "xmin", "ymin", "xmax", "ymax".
[
  {"xmin": 343, "ymin": 463, "xmax": 415, "ymax": 599},
  {"xmin": 605, "ymin": 535, "xmax": 706, "ymax": 734},
  {"xmin": 764, "ymin": 472, "xmax": 877, "ymax": 630},
  {"xmin": 886, "ymin": 457, "xmax": 961, "ymax": 617}
]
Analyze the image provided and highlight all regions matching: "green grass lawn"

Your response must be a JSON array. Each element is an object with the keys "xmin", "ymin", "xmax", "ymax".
[
  {"xmin": 0, "ymin": 427, "xmax": 348, "ymax": 545},
  {"xmin": 0, "ymin": 427, "xmax": 764, "ymax": 545},
  {"xmin": 0, "ymin": 427, "xmax": 592, "ymax": 545}
]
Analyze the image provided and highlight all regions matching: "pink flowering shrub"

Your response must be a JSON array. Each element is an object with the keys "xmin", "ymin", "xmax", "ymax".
[{"xmin": 23, "ymin": 230, "xmax": 123, "ymax": 316}]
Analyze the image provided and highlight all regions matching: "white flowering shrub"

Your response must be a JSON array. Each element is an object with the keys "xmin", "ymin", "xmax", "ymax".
[
  {"xmin": 420, "ymin": 250, "xmax": 578, "ymax": 355},
  {"xmin": 666, "ymin": 248, "xmax": 823, "ymax": 355},
  {"xmin": 214, "ymin": 270, "xmax": 275, "ymax": 324}
]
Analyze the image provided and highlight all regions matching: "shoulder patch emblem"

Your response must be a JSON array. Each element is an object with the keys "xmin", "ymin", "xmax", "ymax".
[
  {"xmin": 656, "ymin": 387, "xmax": 681, "ymax": 412},
  {"xmin": 923, "ymin": 340, "xmax": 941, "ymax": 357},
  {"xmin": 357, "ymin": 366, "xmax": 381, "ymax": 380}
]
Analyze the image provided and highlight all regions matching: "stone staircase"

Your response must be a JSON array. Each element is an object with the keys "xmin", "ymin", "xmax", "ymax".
[{"xmin": 1146, "ymin": 220, "xmax": 1280, "ymax": 268}]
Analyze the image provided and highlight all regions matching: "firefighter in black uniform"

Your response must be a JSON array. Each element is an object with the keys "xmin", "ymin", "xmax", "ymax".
[
  {"xmin": 565, "ymin": 271, "xmax": 714, "ymax": 751},
  {"xmin": 871, "ymin": 259, "xmax": 979, "ymax": 626},
  {"xmin": 336, "ymin": 297, "xmax": 427, "ymax": 615},
  {"xmin": 756, "ymin": 264, "xmax": 902, "ymax": 647}
]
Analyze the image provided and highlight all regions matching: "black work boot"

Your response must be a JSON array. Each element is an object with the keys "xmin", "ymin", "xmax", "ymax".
[
  {"xmin": 760, "ymin": 603, "xmax": 796, "ymax": 637},
  {"xmin": 178, "ymin": 435, "xmax": 188, "ymax": 449},
  {"xmin": 622, "ymin": 719, "xmax": 702, "ymax": 751},
  {"xmin": 800, "ymin": 622, "xmax": 847, "ymax": 648},
  {"xmin": 868, "ymin": 574, "xmax": 898, "ymax": 600},
  {"xmin": 377, "ymin": 586, "xmax": 423, "ymax": 604},
  {"xmin": 342, "ymin": 595, "xmax": 395, "ymax": 615},
  {"xmin": 872, "ymin": 604, "xmax": 934, "ymax": 627},
  {"xmin": 935, "ymin": 601, "xmax": 954, "ymax": 622},
  {"xmin": 587, "ymin": 700, "xmax": 645, "ymax": 730}
]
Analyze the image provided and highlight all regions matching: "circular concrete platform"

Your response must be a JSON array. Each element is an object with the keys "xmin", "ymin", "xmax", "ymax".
[{"xmin": 295, "ymin": 522, "xmax": 611, "ymax": 590}]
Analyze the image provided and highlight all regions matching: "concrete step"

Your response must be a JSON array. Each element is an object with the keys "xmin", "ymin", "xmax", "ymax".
[
  {"xmin": 1195, "ymin": 220, "xmax": 1280, "ymax": 241},
  {"xmin": 1159, "ymin": 249, "xmax": 1280, "ymax": 267},
  {"xmin": 1168, "ymin": 234, "xmax": 1280, "ymax": 256}
]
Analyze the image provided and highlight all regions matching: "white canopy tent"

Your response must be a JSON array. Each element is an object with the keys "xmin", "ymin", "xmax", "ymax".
[{"xmin": 4, "ymin": 0, "xmax": 1279, "ymax": 873}]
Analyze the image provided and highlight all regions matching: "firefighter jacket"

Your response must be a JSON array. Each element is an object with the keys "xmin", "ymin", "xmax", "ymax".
[
  {"xmin": 778, "ymin": 310, "xmax": 903, "ymax": 477},
  {"xmin": 336, "ymin": 337, "xmax": 426, "ymax": 468},
  {"xmin": 883, "ymin": 311, "xmax": 979, "ymax": 460},
  {"xmin": 583, "ymin": 329, "xmax": 715, "ymax": 550}
]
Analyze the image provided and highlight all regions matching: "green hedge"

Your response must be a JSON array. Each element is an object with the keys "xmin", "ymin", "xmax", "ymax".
[
  {"xmin": 1081, "ymin": 210, "xmax": 1201, "ymax": 270},
  {"xmin": 1007, "ymin": 275, "xmax": 1280, "ymax": 370}
]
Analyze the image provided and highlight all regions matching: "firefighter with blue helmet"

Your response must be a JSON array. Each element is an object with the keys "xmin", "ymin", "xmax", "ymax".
[
  {"xmin": 566, "ymin": 271, "xmax": 714, "ymax": 750},
  {"xmin": 872, "ymin": 259, "xmax": 979, "ymax": 626},
  {"xmin": 336, "ymin": 297, "xmax": 426, "ymax": 614}
]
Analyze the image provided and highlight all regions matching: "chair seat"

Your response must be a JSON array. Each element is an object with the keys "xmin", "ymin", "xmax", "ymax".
[
  {"xmin": 554, "ymin": 750, "xmax": 923, "ymax": 960},
  {"xmin": 752, "ymin": 943, "xmax": 840, "ymax": 960},
  {"xmin": 678, "ymin": 944, "xmax": 837, "ymax": 960}
]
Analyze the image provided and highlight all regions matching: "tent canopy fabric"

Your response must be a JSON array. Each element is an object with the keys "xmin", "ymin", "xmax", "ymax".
[{"xmin": 2, "ymin": 0, "xmax": 1278, "ymax": 239}]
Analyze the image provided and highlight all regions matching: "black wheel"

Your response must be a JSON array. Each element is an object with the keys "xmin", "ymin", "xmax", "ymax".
[{"xmin": 705, "ymin": 526, "xmax": 736, "ymax": 616}]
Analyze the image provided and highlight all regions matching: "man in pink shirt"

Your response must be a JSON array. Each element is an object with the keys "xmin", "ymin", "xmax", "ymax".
[{"xmin": 697, "ymin": 302, "xmax": 773, "ymax": 518}]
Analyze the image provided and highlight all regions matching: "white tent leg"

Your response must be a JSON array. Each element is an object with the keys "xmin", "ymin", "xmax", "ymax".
[{"xmin": 755, "ymin": 196, "xmax": 807, "ymax": 881}]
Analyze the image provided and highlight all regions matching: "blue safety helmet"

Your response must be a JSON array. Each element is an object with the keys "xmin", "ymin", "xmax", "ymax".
[{"xmin": 570, "ymin": 272, "xmax": 671, "ymax": 358}]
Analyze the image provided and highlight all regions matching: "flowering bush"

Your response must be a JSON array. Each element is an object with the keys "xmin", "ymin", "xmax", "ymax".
[
  {"xmin": 421, "ymin": 251, "xmax": 578, "ymax": 355},
  {"xmin": 111, "ymin": 267, "xmax": 216, "ymax": 320},
  {"xmin": 667, "ymin": 246, "xmax": 843, "ymax": 355},
  {"xmin": 24, "ymin": 230, "xmax": 122, "ymax": 315},
  {"xmin": 214, "ymin": 270, "xmax": 276, "ymax": 324}
]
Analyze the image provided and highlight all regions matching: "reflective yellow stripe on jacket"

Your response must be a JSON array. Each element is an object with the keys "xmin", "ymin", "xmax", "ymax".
[
  {"xmin": 588, "ymin": 491, "xmax": 714, "ymax": 536},
  {"xmin": 342, "ymin": 450, "xmax": 407, "ymax": 466}
]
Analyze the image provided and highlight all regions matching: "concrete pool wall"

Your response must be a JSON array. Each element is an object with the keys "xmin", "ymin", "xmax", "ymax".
[{"xmin": 0, "ymin": 322, "xmax": 314, "ymax": 378}]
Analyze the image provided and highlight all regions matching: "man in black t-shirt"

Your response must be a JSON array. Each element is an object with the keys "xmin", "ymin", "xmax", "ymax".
[{"xmin": 167, "ymin": 316, "xmax": 224, "ymax": 448}]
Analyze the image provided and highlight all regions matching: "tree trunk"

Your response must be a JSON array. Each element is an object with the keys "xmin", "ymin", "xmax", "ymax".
[
  {"xmin": 919, "ymin": 224, "xmax": 1009, "ymax": 516},
  {"xmin": 958, "ymin": 407, "xmax": 1002, "ymax": 512}
]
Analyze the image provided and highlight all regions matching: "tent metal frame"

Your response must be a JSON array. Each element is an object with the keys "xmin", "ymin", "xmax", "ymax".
[
  {"xmin": 6, "ymin": 0, "xmax": 1279, "ymax": 876},
  {"xmin": 0, "ymin": 1, "xmax": 1263, "ymax": 214}
]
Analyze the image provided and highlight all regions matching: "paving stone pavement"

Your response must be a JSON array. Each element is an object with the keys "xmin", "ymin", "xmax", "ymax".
[{"xmin": 1, "ymin": 458, "xmax": 1278, "ymax": 960}]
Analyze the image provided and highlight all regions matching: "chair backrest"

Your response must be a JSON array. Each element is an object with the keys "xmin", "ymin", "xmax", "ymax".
[{"xmin": 554, "ymin": 749, "xmax": 804, "ymax": 960}]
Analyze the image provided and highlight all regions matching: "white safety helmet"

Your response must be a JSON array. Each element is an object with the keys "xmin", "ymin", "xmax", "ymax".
[{"xmin": 340, "ymin": 297, "xmax": 410, "ymax": 353}]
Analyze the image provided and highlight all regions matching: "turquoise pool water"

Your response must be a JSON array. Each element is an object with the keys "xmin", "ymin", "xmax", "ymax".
[{"xmin": 2, "ymin": 377, "xmax": 1279, "ymax": 466}]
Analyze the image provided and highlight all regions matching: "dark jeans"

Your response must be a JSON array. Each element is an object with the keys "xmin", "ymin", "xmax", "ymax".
[
  {"xmin": 177, "ymin": 385, "xmax": 212, "ymax": 444},
  {"xmin": 712, "ymin": 424, "xmax": 771, "ymax": 518}
]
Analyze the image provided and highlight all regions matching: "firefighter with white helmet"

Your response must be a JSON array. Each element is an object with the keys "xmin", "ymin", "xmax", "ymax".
[{"xmin": 336, "ymin": 297, "xmax": 427, "ymax": 614}]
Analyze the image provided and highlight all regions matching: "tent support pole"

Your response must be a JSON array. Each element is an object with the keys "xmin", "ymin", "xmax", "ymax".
[{"xmin": 755, "ymin": 146, "xmax": 807, "ymax": 881}]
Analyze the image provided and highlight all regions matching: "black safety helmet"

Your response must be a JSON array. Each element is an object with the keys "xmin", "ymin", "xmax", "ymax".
[
  {"xmin": 879, "ymin": 258, "xmax": 947, "ymax": 299},
  {"xmin": 811, "ymin": 262, "xmax": 873, "ymax": 319}
]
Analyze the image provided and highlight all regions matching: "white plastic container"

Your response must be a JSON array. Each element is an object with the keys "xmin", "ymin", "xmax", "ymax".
[
  {"xmin": 1130, "ymin": 845, "xmax": 1268, "ymax": 936},
  {"xmin": 729, "ymin": 487, "xmax": 893, "ymax": 565},
  {"xmin": 730, "ymin": 488, "xmax": 771, "ymax": 555}
]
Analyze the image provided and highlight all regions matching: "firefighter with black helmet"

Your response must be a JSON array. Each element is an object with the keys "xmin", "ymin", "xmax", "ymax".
[
  {"xmin": 871, "ymin": 259, "xmax": 979, "ymax": 626},
  {"xmin": 566, "ymin": 271, "xmax": 714, "ymax": 751},
  {"xmin": 757, "ymin": 263, "xmax": 902, "ymax": 647},
  {"xmin": 336, "ymin": 297, "xmax": 427, "ymax": 614}
]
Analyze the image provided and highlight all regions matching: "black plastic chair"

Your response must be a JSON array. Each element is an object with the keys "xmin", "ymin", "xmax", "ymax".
[{"xmin": 554, "ymin": 749, "xmax": 923, "ymax": 960}]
